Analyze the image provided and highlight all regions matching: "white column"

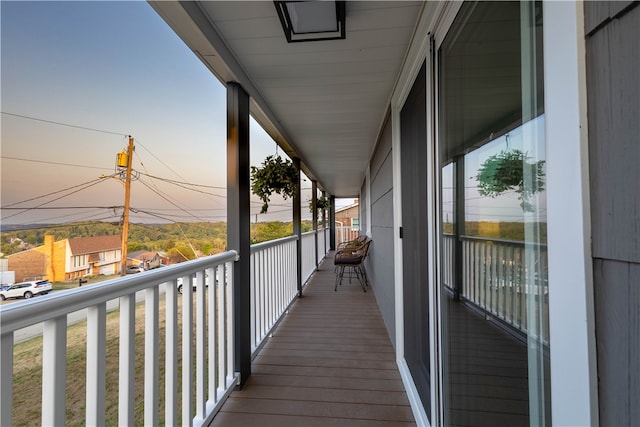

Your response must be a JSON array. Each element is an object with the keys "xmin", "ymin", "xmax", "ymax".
[{"xmin": 543, "ymin": 1, "xmax": 598, "ymax": 425}]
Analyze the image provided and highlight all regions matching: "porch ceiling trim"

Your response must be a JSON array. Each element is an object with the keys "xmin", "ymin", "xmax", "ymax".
[{"xmin": 149, "ymin": 1, "xmax": 426, "ymax": 197}]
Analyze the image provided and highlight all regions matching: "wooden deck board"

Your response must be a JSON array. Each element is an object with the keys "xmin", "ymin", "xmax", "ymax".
[{"xmin": 209, "ymin": 254, "xmax": 416, "ymax": 426}]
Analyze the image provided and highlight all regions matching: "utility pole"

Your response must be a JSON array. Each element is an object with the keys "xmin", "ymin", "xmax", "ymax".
[{"xmin": 120, "ymin": 136, "xmax": 134, "ymax": 276}]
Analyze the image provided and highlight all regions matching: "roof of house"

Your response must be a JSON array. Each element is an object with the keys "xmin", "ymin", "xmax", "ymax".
[
  {"xmin": 68, "ymin": 235, "xmax": 121, "ymax": 255},
  {"xmin": 335, "ymin": 202, "xmax": 359, "ymax": 214},
  {"xmin": 128, "ymin": 250, "xmax": 161, "ymax": 261}
]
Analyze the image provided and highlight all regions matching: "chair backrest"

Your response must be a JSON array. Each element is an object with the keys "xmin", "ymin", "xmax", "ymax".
[
  {"xmin": 337, "ymin": 234, "xmax": 368, "ymax": 250},
  {"xmin": 359, "ymin": 240, "xmax": 371, "ymax": 259},
  {"xmin": 335, "ymin": 239, "xmax": 371, "ymax": 265}
]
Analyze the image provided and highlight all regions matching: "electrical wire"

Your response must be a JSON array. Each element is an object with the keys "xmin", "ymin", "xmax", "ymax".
[
  {"xmin": 137, "ymin": 172, "xmax": 226, "ymax": 190},
  {"xmin": 139, "ymin": 172, "xmax": 226, "ymax": 198},
  {"xmin": 133, "ymin": 138, "xmax": 195, "ymax": 188},
  {"xmin": 2, "ymin": 206, "xmax": 123, "ymax": 210},
  {"xmin": 3, "ymin": 175, "xmax": 119, "ymax": 208},
  {"xmin": 1, "ymin": 111, "xmax": 128, "ymax": 136},
  {"xmin": 0, "ymin": 156, "xmax": 112, "ymax": 171},
  {"xmin": 2, "ymin": 177, "xmax": 114, "ymax": 221},
  {"xmin": 137, "ymin": 178, "xmax": 210, "ymax": 223},
  {"xmin": 27, "ymin": 208, "xmax": 118, "ymax": 224}
]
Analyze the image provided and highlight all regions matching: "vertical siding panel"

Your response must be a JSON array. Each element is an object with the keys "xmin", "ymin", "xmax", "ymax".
[
  {"xmin": 610, "ymin": 1, "xmax": 636, "ymax": 17},
  {"xmin": 630, "ymin": 262, "xmax": 640, "ymax": 423},
  {"xmin": 584, "ymin": 2, "xmax": 611, "ymax": 34},
  {"xmin": 594, "ymin": 259, "xmax": 630, "ymax": 425},
  {"xmin": 587, "ymin": 5, "xmax": 640, "ymax": 424},
  {"xmin": 588, "ymin": 5, "xmax": 640, "ymax": 263}
]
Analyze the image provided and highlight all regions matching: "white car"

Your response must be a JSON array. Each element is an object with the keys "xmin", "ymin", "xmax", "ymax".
[
  {"xmin": 0, "ymin": 280, "xmax": 52, "ymax": 300},
  {"xmin": 176, "ymin": 273, "xmax": 217, "ymax": 294}
]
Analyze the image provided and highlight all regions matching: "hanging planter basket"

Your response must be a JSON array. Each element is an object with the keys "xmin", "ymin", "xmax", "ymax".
[
  {"xmin": 308, "ymin": 196, "xmax": 330, "ymax": 214},
  {"xmin": 475, "ymin": 149, "xmax": 546, "ymax": 212},
  {"xmin": 251, "ymin": 155, "xmax": 298, "ymax": 214}
]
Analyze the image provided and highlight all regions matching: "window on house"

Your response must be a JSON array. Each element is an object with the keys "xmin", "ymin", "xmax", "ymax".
[{"xmin": 350, "ymin": 218, "xmax": 359, "ymax": 231}]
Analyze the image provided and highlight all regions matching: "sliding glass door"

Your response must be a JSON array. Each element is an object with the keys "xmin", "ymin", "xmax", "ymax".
[{"xmin": 438, "ymin": 2, "xmax": 550, "ymax": 425}]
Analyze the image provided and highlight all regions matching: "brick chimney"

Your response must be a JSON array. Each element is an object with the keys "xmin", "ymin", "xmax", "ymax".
[{"xmin": 44, "ymin": 235, "xmax": 55, "ymax": 280}]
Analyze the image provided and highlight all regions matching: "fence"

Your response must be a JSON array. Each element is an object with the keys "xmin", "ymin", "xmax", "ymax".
[
  {"xmin": 335, "ymin": 225, "xmax": 360, "ymax": 248},
  {"xmin": 443, "ymin": 234, "xmax": 549, "ymax": 343}
]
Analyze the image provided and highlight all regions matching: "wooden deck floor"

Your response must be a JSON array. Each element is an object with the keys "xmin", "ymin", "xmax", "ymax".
[{"xmin": 209, "ymin": 255, "xmax": 416, "ymax": 426}]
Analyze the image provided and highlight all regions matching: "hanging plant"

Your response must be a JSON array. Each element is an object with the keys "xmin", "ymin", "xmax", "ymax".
[
  {"xmin": 250, "ymin": 155, "xmax": 298, "ymax": 214},
  {"xmin": 308, "ymin": 196, "xmax": 330, "ymax": 214},
  {"xmin": 475, "ymin": 149, "xmax": 545, "ymax": 212}
]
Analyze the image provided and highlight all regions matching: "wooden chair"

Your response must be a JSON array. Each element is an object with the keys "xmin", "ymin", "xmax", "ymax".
[{"xmin": 334, "ymin": 239, "xmax": 371, "ymax": 292}]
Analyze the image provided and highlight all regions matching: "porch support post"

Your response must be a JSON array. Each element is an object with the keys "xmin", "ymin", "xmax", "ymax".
[
  {"xmin": 293, "ymin": 158, "xmax": 302, "ymax": 296},
  {"xmin": 454, "ymin": 155, "xmax": 465, "ymax": 300},
  {"xmin": 329, "ymin": 195, "xmax": 336, "ymax": 250},
  {"xmin": 312, "ymin": 180, "xmax": 318, "ymax": 267},
  {"xmin": 322, "ymin": 190, "xmax": 327, "ymax": 254},
  {"xmin": 226, "ymin": 81, "xmax": 251, "ymax": 387}
]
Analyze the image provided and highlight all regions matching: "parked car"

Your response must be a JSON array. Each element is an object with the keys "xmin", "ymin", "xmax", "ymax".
[
  {"xmin": 177, "ymin": 273, "xmax": 216, "ymax": 294},
  {"xmin": 0, "ymin": 280, "xmax": 52, "ymax": 300},
  {"xmin": 125, "ymin": 265, "xmax": 145, "ymax": 274}
]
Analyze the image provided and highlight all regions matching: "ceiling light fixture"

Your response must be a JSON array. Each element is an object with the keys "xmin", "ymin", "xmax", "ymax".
[{"xmin": 274, "ymin": 1, "xmax": 346, "ymax": 43}]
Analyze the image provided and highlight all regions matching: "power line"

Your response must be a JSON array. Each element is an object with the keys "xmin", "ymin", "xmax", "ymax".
[
  {"xmin": 3, "ymin": 174, "xmax": 119, "ymax": 208},
  {"xmin": 1, "ymin": 156, "xmax": 112, "ymax": 171},
  {"xmin": 2, "ymin": 206, "xmax": 123, "ymax": 210},
  {"xmin": 138, "ymin": 172, "xmax": 226, "ymax": 190},
  {"xmin": 134, "ymin": 138, "xmax": 195, "ymax": 188},
  {"xmin": 1, "ymin": 111, "xmax": 128, "ymax": 136},
  {"xmin": 1, "ymin": 178, "xmax": 112, "ymax": 221},
  {"xmin": 139, "ymin": 172, "xmax": 226, "ymax": 198},
  {"xmin": 137, "ymin": 178, "xmax": 210, "ymax": 223}
]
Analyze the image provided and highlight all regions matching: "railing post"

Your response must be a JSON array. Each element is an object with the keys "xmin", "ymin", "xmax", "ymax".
[
  {"xmin": 227, "ymin": 81, "xmax": 251, "ymax": 387},
  {"xmin": 322, "ymin": 190, "xmax": 327, "ymax": 255},
  {"xmin": 293, "ymin": 157, "xmax": 302, "ymax": 296},
  {"xmin": 329, "ymin": 195, "xmax": 336, "ymax": 250},
  {"xmin": 86, "ymin": 303, "xmax": 106, "ymax": 427},
  {"xmin": 42, "ymin": 316, "xmax": 67, "ymax": 426},
  {"xmin": 454, "ymin": 155, "xmax": 465, "ymax": 300},
  {"xmin": 312, "ymin": 180, "xmax": 319, "ymax": 267},
  {"xmin": 1, "ymin": 333, "xmax": 13, "ymax": 427}
]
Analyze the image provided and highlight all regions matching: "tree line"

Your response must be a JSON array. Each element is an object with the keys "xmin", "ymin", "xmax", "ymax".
[{"xmin": 0, "ymin": 220, "xmax": 314, "ymax": 258}]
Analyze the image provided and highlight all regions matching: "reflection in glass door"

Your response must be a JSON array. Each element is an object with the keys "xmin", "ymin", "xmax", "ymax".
[{"xmin": 437, "ymin": 2, "xmax": 550, "ymax": 425}]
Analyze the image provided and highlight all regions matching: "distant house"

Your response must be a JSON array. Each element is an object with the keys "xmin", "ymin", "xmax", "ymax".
[
  {"xmin": 68, "ymin": 235, "xmax": 122, "ymax": 278},
  {"xmin": 335, "ymin": 200, "xmax": 360, "ymax": 245},
  {"xmin": 335, "ymin": 199, "xmax": 360, "ymax": 230},
  {"xmin": 128, "ymin": 250, "xmax": 167, "ymax": 270},
  {"xmin": 7, "ymin": 235, "xmax": 121, "ymax": 282}
]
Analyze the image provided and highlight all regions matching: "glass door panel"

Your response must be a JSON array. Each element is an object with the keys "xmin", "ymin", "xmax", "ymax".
[{"xmin": 438, "ymin": 2, "xmax": 550, "ymax": 425}]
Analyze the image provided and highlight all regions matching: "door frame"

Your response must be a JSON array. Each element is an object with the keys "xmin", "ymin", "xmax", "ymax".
[{"xmin": 390, "ymin": 1, "xmax": 597, "ymax": 425}]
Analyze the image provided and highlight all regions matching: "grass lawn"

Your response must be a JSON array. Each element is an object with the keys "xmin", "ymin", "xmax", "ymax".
[{"xmin": 10, "ymin": 294, "xmax": 206, "ymax": 426}]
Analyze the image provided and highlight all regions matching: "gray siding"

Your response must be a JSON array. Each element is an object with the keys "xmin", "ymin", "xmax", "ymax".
[
  {"xmin": 585, "ymin": 3, "xmax": 640, "ymax": 426},
  {"xmin": 366, "ymin": 115, "xmax": 396, "ymax": 344},
  {"xmin": 587, "ymin": 3, "xmax": 640, "ymax": 263}
]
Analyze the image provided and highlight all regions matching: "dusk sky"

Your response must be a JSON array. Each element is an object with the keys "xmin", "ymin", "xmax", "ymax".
[{"xmin": 1, "ymin": 1, "xmax": 333, "ymax": 227}]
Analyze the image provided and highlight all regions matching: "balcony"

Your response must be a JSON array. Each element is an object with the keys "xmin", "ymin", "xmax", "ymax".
[
  {"xmin": 3, "ymin": 228, "xmax": 417, "ymax": 425},
  {"xmin": 1, "ymin": 226, "xmax": 552, "ymax": 426}
]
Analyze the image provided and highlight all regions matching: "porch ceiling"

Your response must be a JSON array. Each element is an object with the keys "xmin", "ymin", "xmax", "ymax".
[{"xmin": 149, "ymin": 1, "xmax": 424, "ymax": 197}]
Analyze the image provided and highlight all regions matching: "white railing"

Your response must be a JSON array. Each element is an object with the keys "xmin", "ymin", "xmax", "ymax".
[
  {"xmin": 325, "ymin": 226, "xmax": 331, "ymax": 252},
  {"xmin": 335, "ymin": 225, "xmax": 360, "ymax": 248},
  {"xmin": 249, "ymin": 236, "xmax": 297, "ymax": 354},
  {"xmin": 443, "ymin": 234, "xmax": 549, "ymax": 343},
  {"xmin": 2, "ymin": 231, "xmax": 334, "ymax": 426},
  {"xmin": 0, "ymin": 251, "xmax": 238, "ymax": 427},
  {"xmin": 249, "ymin": 231, "xmax": 329, "ymax": 354},
  {"xmin": 301, "ymin": 231, "xmax": 317, "ymax": 284},
  {"xmin": 316, "ymin": 228, "xmax": 324, "ymax": 265}
]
